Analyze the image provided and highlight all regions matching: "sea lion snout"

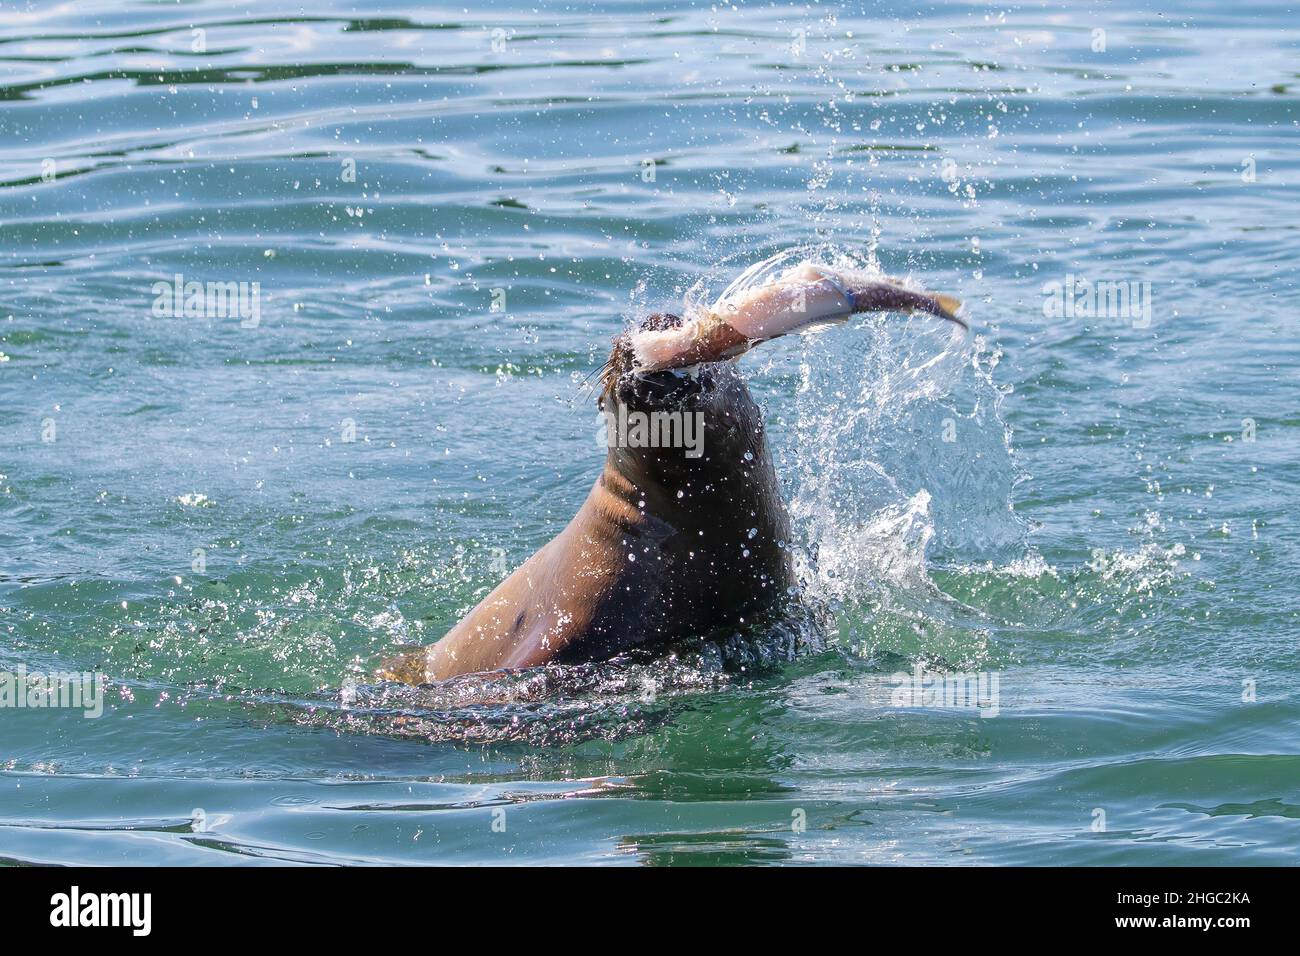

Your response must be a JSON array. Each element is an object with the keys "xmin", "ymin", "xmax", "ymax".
[
  {"xmin": 600, "ymin": 312, "xmax": 693, "ymax": 405},
  {"xmin": 638, "ymin": 311, "xmax": 688, "ymax": 333}
]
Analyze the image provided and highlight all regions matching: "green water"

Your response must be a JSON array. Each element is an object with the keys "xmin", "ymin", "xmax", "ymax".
[{"xmin": 1, "ymin": 0, "xmax": 1298, "ymax": 865}]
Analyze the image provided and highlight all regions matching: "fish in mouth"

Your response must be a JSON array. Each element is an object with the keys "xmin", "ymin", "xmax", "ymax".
[{"xmin": 379, "ymin": 260, "xmax": 964, "ymax": 684}]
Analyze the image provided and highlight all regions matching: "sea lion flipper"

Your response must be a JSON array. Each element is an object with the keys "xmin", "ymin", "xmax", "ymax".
[{"xmin": 375, "ymin": 646, "xmax": 434, "ymax": 685}]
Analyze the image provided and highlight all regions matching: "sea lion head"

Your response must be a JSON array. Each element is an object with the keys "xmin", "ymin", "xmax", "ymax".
[
  {"xmin": 593, "ymin": 310, "xmax": 793, "ymax": 642},
  {"xmin": 595, "ymin": 310, "xmax": 776, "ymax": 522},
  {"xmin": 594, "ymin": 266, "xmax": 964, "ymax": 493},
  {"xmin": 600, "ymin": 312, "xmax": 756, "ymax": 435}
]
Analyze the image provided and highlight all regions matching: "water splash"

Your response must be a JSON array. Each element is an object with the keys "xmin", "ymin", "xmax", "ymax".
[
  {"xmin": 268, "ymin": 615, "xmax": 825, "ymax": 746},
  {"xmin": 754, "ymin": 244, "xmax": 1027, "ymax": 671}
]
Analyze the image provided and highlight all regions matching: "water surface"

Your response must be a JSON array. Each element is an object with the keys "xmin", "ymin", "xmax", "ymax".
[{"xmin": 2, "ymin": 0, "xmax": 1298, "ymax": 865}]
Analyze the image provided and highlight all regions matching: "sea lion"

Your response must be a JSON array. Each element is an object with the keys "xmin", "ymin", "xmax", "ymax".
[{"xmin": 380, "ymin": 259, "xmax": 963, "ymax": 683}]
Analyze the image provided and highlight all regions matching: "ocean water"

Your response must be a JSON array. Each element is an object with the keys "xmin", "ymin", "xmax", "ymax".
[{"xmin": 1, "ymin": 0, "xmax": 1297, "ymax": 865}]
